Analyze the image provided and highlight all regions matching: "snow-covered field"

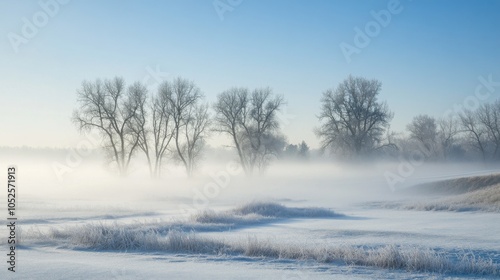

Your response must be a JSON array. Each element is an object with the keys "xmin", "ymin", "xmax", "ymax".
[{"xmin": 1, "ymin": 160, "xmax": 499, "ymax": 279}]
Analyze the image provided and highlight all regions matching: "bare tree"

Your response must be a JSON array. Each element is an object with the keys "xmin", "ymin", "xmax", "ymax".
[
  {"xmin": 148, "ymin": 84, "xmax": 176, "ymax": 178},
  {"xmin": 213, "ymin": 88, "xmax": 249, "ymax": 172},
  {"xmin": 213, "ymin": 87, "xmax": 285, "ymax": 175},
  {"xmin": 72, "ymin": 77, "xmax": 142, "ymax": 176},
  {"xmin": 316, "ymin": 76, "xmax": 393, "ymax": 157},
  {"xmin": 460, "ymin": 109, "xmax": 488, "ymax": 161},
  {"xmin": 407, "ymin": 114, "xmax": 438, "ymax": 157},
  {"xmin": 253, "ymin": 132, "xmax": 287, "ymax": 171},
  {"xmin": 437, "ymin": 116, "xmax": 460, "ymax": 160},
  {"xmin": 180, "ymin": 103, "xmax": 211, "ymax": 176},
  {"xmin": 476, "ymin": 101, "xmax": 500, "ymax": 159},
  {"xmin": 128, "ymin": 82, "xmax": 176, "ymax": 178},
  {"xmin": 241, "ymin": 88, "xmax": 285, "ymax": 173},
  {"xmin": 162, "ymin": 77, "xmax": 208, "ymax": 177},
  {"xmin": 128, "ymin": 82, "xmax": 151, "ymax": 175}
]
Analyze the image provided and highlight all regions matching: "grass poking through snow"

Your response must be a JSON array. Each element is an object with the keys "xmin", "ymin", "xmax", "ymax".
[
  {"xmin": 190, "ymin": 201, "xmax": 341, "ymax": 225},
  {"xmin": 22, "ymin": 223, "xmax": 499, "ymax": 276},
  {"xmin": 19, "ymin": 201, "xmax": 499, "ymax": 276},
  {"xmin": 405, "ymin": 183, "xmax": 500, "ymax": 212}
]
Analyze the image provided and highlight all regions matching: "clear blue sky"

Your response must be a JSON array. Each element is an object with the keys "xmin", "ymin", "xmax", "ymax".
[{"xmin": 1, "ymin": 0, "xmax": 499, "ymax": 148}]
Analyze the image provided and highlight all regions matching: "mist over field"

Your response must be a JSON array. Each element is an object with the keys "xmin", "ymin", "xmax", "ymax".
[
  {"xmin": 3, "ymin": 150, "xmax": 500, "ymax": 279},
  {"xmin": 4, "ymin": 147, "xmax": 497, "ymax": 204},
  {"xmin": 3, "ymin": 125, "xmax": 500, "ymax": 279}
]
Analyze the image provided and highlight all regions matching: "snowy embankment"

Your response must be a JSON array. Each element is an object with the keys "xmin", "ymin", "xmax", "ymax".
[
  {"xmin": 370, "ymin": 174, "xmax": 500, "ymax": 212},
  {"xmin": 20, "ymin": 202, "xmax": 499, "ymax": 277},
  {"xmin": 406, "ymin": 183, "xmax": 500, "ymax": 212},
  {"xmin": 406, "ymin": 173, "xmax": 500, "ymax": 195}
]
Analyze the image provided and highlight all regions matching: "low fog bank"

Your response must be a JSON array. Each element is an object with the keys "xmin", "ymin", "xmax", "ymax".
[{"xmin": 2, "ymin": 149, "xmax": 498, "ymax": 215}]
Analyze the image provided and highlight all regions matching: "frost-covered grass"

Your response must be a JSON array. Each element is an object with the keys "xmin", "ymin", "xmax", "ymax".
[
  {"xmin": 241, "ymin": 239, "xmax": 498, "ymax": 276},
  {"xmin": 380, "ymin": 174, "xmax": 500, "ymax": 212},
  {"xmin": 21, "ymin": 201, "xmax": 341, "ymax": 243},
  {"xmin": 190, "ymin": 210, "xmax": 269, "ymax": 225},
  {"xmin": 405, "ymin": 183, "xmax": 500, "ymax": 212},
  {"xmin": 18, "ymin": 201, "xmax": 500, "ymax": 276},
  {"xmin": 190, "ymin": 201, "xmax": 340, "ymax": 225},
  {"xmin": 233, "ymin": 201, "xmax": 339, "ymax": 218},
  {"xmin": 21, "ymin": 223, "xmax": 499, "ymax": 276},
  {"xmin": 407, "ymin": 173, "xmax": 500, "ymax": 195}
]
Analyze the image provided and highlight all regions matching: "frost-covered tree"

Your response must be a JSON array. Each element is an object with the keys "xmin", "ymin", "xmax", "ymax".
[
  {"xmin": 214, "ymin": 87, "xmax": 285, "ymax": 175},
  {"xmin": 407, "ymin": 114, "xmax": 438, "ymax": 157},
  {"xmin": 163, "ymin": 78, "xmax": 210, "ymax": 177},
  {"xmin": 437, "ymin": 116, "xmax": 460, "ymax": 160},
  {"xmin": 72, "ymin": 77, "xmax": 143, "ymax": 176},
  {"xmin": 460, "ymin": 100, "xmax": 500, "ymax": 161},
  {"xmin": 316, "ymin": 76, "xmax": 393, "ymax": 157}
]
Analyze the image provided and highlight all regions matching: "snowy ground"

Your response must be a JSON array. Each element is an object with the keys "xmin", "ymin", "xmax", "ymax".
[{"xmin": 1, "ymin": 160, "xmax": 499, "ymax": 279}]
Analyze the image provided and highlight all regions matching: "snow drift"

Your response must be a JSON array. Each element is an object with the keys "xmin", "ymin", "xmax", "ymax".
[{"xmin": 20, "ymin": 202, "xmax": 499, "ymax": 276}]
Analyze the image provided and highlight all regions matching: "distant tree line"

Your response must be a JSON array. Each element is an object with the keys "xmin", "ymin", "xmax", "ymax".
[
  {"xmin": 398, "ymin": 99, "xmax": 500, "ymax": 162},
  {"xmin": 315, "ymin": 75, "xmax": 500, "ymax": 162},
  {"xmin": 72, "ymin": 75, "xmax": 499, "ymax": 177}
]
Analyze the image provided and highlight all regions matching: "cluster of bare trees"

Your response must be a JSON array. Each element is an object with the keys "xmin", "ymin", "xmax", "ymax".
[
  {"xmin": 401, "ymin": 115, "xmax": 460, "ymax": 160},
  {"xmin": 73, "ymin": 77, "xmax": 287, "ymax": 177},
  {"xmin": 316, "ymin": 75, "xmax": 500, "ymax": 163},
  {"xmin": 213, "ymin": 87, "xmax": 285, "ymax": 175},
  {"xmin": 459, "ymin": 101, "xmax": 500, "ymax": 161},
  {"xmin": 73, "ymin": 77, "xmax": 210, "ymax": 177},
  {"xmin": 73, "ymin": 74, "xmax": 498, "ymax": 177},
  {"xmin": 390, "ymin": 103, "xmax": 500, "ymax": 162}
]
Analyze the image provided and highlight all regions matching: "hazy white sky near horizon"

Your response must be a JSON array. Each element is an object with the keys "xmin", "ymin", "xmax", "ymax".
[{"xmin": 1, "ymin": 0, "xmax": 500, "ymax": 149}]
